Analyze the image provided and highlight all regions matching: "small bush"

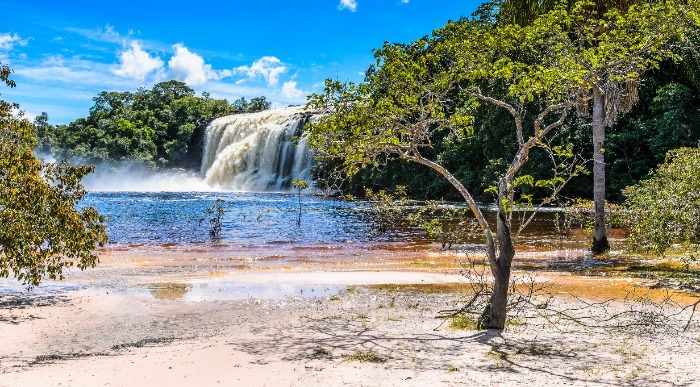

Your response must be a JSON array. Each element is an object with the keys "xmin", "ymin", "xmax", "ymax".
[
  {"xmin": 622, "ymin": 147, "xmax": 700, "ymax": 254},
  {"xmin": 312, "ymin": 347, "xmax": 332, "ymax": 358},
  {"xmin": 342, "ymin": 351, "xmax": 388, "ymax": 363},
  {"xmin": 364, "ymin": 186, "xmax": 409, "ymax": 233},
  {"xmin": 449, "ymin": 314, "xmax": 479, "ymax": 330}
]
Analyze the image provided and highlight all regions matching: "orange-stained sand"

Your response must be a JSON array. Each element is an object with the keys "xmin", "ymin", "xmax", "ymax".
[{"xmin": 86, "ymin": 242, "xmax": 700, "ymax": 307}]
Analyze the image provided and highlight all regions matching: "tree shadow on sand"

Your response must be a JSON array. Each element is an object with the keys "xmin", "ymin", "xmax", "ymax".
[
  {"xmin": 0, "ymin": 293, "xmax": 69, "ymax": 325},
  {"xmin": 224, "ymin": 312, "xmax": 676, "ymax": 386}
]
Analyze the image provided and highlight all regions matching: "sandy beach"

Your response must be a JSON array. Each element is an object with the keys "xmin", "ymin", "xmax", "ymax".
[{"xmin": 1, "ymin": 245, "xmax": 699, "ymax": 386}]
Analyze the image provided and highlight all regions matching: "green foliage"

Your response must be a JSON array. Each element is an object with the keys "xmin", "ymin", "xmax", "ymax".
[
  {"xmin": 606, "ymin": 75, "xmax": 700, "ymax": 199},
  {"xmin": 1, "ymin": 65, "xmax": 108, "ymax": 288},
  {"xmin": 233, "ymin": 96, "xmax": 271, "ymax": 113},
  {"xmin": 306, "ymin": 34, "xmax": 461, "ymax": 179},
  {"xmin": 364, "ymin": 186, "xmax": 409, "ymax": 233},
  {"xmin": 341, "ymin": 352, "xmax": 388, "ymax": 363},
  {"xmin": 311, "ymin": 347, "xmax": 332, "ymax": 358},
  {"xmin": 308, "ymin": 0, "xmax": 697, "ymax": 204},
  {"xmin": 622, "ymin": 147, "xmax": 700, "ymax": 254},
  {"xmin": 307, "ymin": 0, "xmax": 692, "ymax": 206},
  {"xmin": 37, "ymin": 82, "xmax": 270, "ymax": 169},
  {"xmin": 449, "ymin": 314, "xmax": 479, "ymax": 330},
  {"xmin": 291, "ymin": 179, "xmax": 309, "ymax": 191},
  {"xmin": 407, "ymin": 201, "xmax": 480, "ymax": 249}
]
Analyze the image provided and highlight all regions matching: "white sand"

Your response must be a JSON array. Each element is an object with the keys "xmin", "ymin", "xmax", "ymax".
[{"xmin": 1, "ymin": 250, "xmax": 699, "ymax": 386}]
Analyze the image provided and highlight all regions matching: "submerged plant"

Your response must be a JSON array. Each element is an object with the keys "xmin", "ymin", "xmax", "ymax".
[
  {"xmin": 204, "ymin": 199, "xmax": 227, "ymax": 239},
  {"xmin": 364, "ymin": 185, "xmax": 409, "ymax": 233},
  {"xmin": 291, "ymin": 179, "xmax": 309, "ymax": 227},
  {"xmin": 407, "ymin": 200, "xmax": 480, "ymax": 249},
  {"xmin": 552, "ymin": 198, "xmax": 623, "ymax": 249}
]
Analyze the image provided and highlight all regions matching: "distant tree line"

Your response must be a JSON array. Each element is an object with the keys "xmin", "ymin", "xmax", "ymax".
[{"xmin": 34, "ymin": 80, "xmax": 271, "ymax": 169}]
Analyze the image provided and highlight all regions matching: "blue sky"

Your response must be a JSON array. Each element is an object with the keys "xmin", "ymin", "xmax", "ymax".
[{"xmin": 1, "ymin": 1, "xmax": 481, "ymax": 124}]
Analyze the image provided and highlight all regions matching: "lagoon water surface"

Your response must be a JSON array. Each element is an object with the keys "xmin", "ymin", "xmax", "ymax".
[
  {"xmin": 85, "ymin": 192, "xmax": 375, "ymax": 246},
  {"xmin": 84, "ymin": 192, "xmax": 570, "ymax": 249}
]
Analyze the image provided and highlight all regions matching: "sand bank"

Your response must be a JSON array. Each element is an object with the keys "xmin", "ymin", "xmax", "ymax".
[{"xmin": 1, "ymin": 246, "xmax": 698, "ymax": 386}]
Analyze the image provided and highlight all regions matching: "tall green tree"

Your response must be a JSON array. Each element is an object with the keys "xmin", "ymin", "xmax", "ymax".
[
  {"xmin": 307, "ymin": 1, "xmax": 694, "ymax": 329},
  {"xmin": 0, "ymin": 64, "xmax": 108, "ymax": 288},
  {"xmin": 496, "ymin": 0, "xmax": 698, "ymax": 254},
  {"xmin": 309, "ymin": 17, "xmax": 584, "ymax": 330}
]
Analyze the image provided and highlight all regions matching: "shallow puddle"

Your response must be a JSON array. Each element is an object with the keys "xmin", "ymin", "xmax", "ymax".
[{"xmin": 143, "ymin": 280, "xmax": 342, "ymax": 302}]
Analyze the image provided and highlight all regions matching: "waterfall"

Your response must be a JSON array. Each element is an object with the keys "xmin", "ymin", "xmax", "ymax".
[{"xmin": 200, "ymin": 106, "xmax": 315, "ymax": 191}]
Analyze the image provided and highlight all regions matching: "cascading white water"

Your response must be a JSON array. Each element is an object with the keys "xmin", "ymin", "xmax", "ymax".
[{"xmin": 200, "ymin": 106, "xmax": 315, "ymax": 191}]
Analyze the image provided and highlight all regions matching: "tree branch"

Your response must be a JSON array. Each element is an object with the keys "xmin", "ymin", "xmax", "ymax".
[
  {"xmin": 409, "ymin": 154, "xmax": 498, "ymax": 267},
  {"xmin": 471, "ymin": 87, "xmax": 525, "ymax": 146},
  {"xmin": 533, "ymin": 100, "xmax": 573, "ymax": 138}
]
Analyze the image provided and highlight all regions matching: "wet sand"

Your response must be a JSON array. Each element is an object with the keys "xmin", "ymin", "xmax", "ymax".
[{"xmin": 1, "ymin": 243, "xmax": 699, "ymax": 386}]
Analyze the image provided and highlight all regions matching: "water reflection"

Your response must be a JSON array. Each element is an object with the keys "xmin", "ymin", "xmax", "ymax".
[{"xmin": 148, "ymin": 283, "xmax": 193, "ymax": 300}]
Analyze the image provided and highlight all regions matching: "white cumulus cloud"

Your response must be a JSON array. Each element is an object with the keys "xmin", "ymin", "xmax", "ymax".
[
  {"xmin": 17, "ymin": 55, "xmax": 127, "ymax": 88},
  {"xmin": 338, "ymin": 0, "xmax": 358, "ymax": 12},
  {"xmin": 10, "ymin": 106, "xmax": 36, "ymax": 121},
  {"xmin": 236, "ymin": 56, "xmax": 287, "ymax": 87},
  {"xmin": 167, "ymin": 44, "xmax": 217, "ymax": 86},
  {"xmin": 0, "ymin": 33, "xmax": 28, "ymax": 51},
  {"xmin": 281, "ymin": 81, "xmax": 304, "ymax": 100},
  {"xmin": 113, "ymin": 42, "xmax": 164, "ymax": 82}
]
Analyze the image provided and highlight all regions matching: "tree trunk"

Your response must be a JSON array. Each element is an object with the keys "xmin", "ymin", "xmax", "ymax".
[
  {"xmin": 297, "ymin": 191, "xmax": 302, "ymax": 227},
  {"xmin": 479, "ymin": 182, "xmax": 516, "ymax": 330},
  {"xmin": 592, "ymin": 90, "xmax": 609, "ymax": 254}
]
